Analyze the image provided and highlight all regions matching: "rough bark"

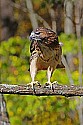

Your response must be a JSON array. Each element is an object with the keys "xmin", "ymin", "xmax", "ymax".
[
  {"xmin": 0, "ymin": 83, "xmax": 83, "ymax": 97},
  {"xmin": 74, "ymin": 0, "xmax": 83, "ymax": 125},
  {"xmin": 64, "ymin": 0, "xmax": 74, "ymax": 34},
  {"xmin": 48, "ymin": 8, "xmax": 56, "ymax": 32}
]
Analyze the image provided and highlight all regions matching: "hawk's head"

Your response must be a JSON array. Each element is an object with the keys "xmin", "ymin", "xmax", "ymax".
[{"xmin": 29, "ymin": 27, "xmax": 59, "ymax": 47}]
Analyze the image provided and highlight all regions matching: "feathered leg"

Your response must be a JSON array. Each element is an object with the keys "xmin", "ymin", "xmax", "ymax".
[
  {"xmin": 47, "ymin": 66, "xmax": 53, "ymax": 89},
  {"xmin": 47, "ymin": 66, "xmax": 58, "ymax": 89},
  {"xmin": 29, "ymin": 58, "xmax": 38, "ymax": 89}
]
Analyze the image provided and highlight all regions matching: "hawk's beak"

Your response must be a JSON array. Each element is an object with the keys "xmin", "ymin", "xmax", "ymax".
[
  {"xmin": 29, "ymin": 31, "xmax": 35, "ymax": 41},
  {"xmin": 29, "ymin": 35, "xmax": 34, "ymax": 41}
]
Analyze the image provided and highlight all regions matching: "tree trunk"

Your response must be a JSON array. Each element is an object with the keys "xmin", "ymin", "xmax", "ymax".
[
  {"xmin": 64, "ymin": 0, "xmax": 74, "ymax": 34},
  {"xmin": 64, "ymin": 0, "xmax": 75, "ymax": 83},
  {"xmin": 74, "ymin": 0, "xmax": 83, "ymax": 125},
  {"xmin": 48, "ymin": 8, "xmax": 56, "ymax": 32}
]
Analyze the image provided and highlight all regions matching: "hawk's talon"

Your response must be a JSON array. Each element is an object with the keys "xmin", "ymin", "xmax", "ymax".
[
  {"xmin": 28, "ymin": 81, "xmax": 39, "ymax": 89},
  {"xmin": 53, "ymin": 81, "xmax": 58, "ymax": 85},
  {"xmin": 52, "ymin": 81, "xmax": 59, "ymax": 89},
  {"xmin": 45, "ymin": 82, "xmax": 53, "ymax": 89},
  {"xmin": 45, "ymin": 81, "xmax": 58, "ymax": 89}
]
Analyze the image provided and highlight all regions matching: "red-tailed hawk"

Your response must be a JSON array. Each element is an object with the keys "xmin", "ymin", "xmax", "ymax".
[{"xmin": 29, "ymin": 27, "xmax": 65, "ymax": 89}]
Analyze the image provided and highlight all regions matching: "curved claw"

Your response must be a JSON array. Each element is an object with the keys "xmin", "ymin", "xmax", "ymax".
[
  {"xmin": 29, "ymin": 81, "xmax": 39, "ymax": 89},
  {"xmin": 45, "ymin": 82, "xmax": 52, "ymax": 89},
  {"xmin": 53, "ymin": 81, "xmax": 58, "ymax": 84},
  {"xmin": 46, "ymin": 81, "xmax": 58, "ymax": 89}
]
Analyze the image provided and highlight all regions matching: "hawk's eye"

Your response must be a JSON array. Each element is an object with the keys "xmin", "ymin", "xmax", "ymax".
[{"xmin": 35, "ymin": 32, "xmax": 40, "ymax": 35}]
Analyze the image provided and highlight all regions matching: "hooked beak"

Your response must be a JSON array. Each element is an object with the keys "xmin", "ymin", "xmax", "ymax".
[
  {"xmin": 29, "ymin": 31, "xmax": 41, "ymax": 41},
  {"xmin": 29, "ymin": 31, "xmax": 35, "ymax": 41}
]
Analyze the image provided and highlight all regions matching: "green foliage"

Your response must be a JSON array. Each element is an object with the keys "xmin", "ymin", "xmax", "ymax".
[
  {"xmin": 0, "ymin": 36, "xmax": 31, "ymax": 84},
  {"xmin": 0, "ymin": 34, "xmax": 83, "ymax": 125},
  {"xmin": 59, "ymin": 33, "xmax": 78, "ymax": 54}
]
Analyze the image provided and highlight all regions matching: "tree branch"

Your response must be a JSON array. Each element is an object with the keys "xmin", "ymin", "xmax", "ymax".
[
  {"xmin": 62, "ymin": 55, "xmax": 74, "ymax": 85},
  {"xmin": 0, "ymin": 83, "xmax": 83, "ymax": 97},
  {"xmin": 26, "ymin": 0, "xmax": 38, "ymax": 30}
]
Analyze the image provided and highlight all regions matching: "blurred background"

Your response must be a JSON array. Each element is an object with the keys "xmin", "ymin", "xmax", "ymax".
[{"xmin": 0, "ymin": 0, "xmax": 83, "ymax": 125}]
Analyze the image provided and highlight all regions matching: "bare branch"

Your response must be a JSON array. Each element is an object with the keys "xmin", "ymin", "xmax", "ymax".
[
  {"xmin": 62, "ymin": 55, "xmax": 74, "ymax": 85},
  {"xmin": 36, "ymin": 14, "xmax": 51, "ymax": 29},
  {"xmin": 11, "ymin": 1, "xmax": 27, "ymax": 13},
  {"xmin": 48, "ymin": 8, "xmax": 56, "ymax": 32},
  {"xmin": 11, "ymin": 1, "xmax": 51, "ymax": 29},
  {"xmin": 26, "ymin": 0, "xmax": 38, "ymax": 29},
  {"xmin": 0, "ymin": 83, "xmax": 83, "ymax": 97}
]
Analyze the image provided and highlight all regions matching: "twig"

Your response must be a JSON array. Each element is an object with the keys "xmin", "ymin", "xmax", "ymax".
[
  {"xmin": 0, "ymin": 83, "xmax": 83, "ymax": 97},
  {"xmin": 35, "ymin": 14, "xmax": 51, "ymax": 29},
  {"xmin": 62, "ymin": 55, "xmax": 74, "ymax": 85}
]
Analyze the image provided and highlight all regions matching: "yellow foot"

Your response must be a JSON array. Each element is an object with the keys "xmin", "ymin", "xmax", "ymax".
[
  {"xmin": 28, "ymin": 81, "xmax": 39, "ymax": 89},
  {"xmin": 53, "ymin": 81, "xmax": 58, "ymax": 84},
  {"xmin": 46, "ymin": 81, "xmax": 58, "ymax": 89},
  {"xmin": 52, "ymin": 81, "xmax": 58, "ymax": 88}
]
